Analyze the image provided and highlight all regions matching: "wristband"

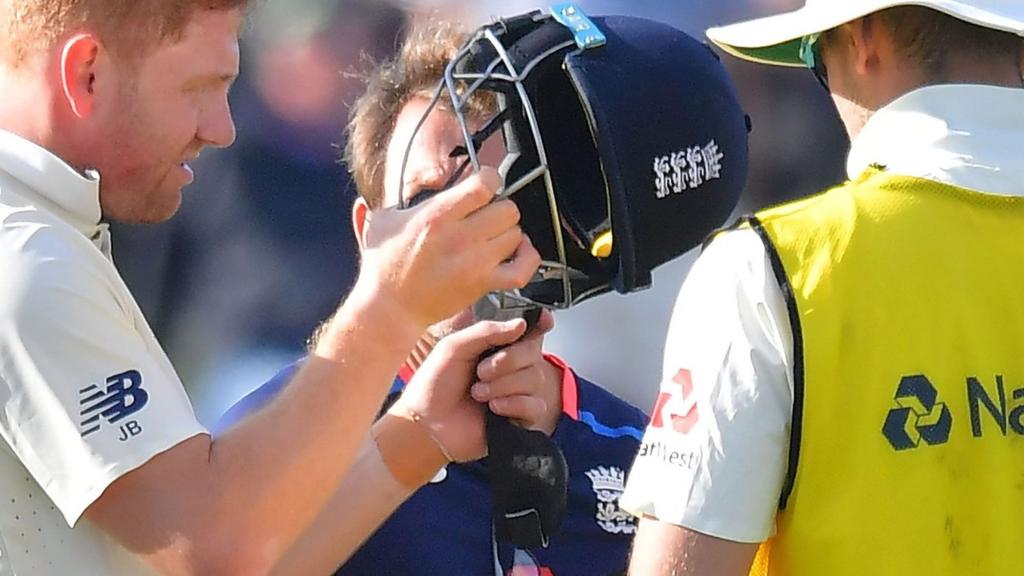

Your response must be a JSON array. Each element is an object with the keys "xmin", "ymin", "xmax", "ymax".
[{"xmin": 371, "ymin": 408, "xmax": 451, "ymax": 490}]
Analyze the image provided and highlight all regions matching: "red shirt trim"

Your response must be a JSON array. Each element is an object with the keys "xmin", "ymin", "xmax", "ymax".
[
  {"xmin": 543, "ymin": 353, "xmax": 579, "ymax": 421},
  {"xmin": 397, "ymin": 363, "xmax": 415, "ymax": 385}
]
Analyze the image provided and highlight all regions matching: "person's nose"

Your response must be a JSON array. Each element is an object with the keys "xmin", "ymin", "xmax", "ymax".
[{"xmin": 198, "ymin": 95, "xmax": 237, "ymax": 149}]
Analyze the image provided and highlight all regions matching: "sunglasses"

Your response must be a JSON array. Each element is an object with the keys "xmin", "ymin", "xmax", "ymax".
[{"xmin": 799, "ymin": 33, "xmax": 829, "ymax": 90}]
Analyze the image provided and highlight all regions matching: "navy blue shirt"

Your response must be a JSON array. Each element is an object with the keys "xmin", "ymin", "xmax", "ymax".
[{"xmin": 217, "ymin": 357, "xmax": 647, "ymax": 576}]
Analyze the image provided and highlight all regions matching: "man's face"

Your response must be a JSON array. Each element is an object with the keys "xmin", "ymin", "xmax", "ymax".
[
  {"xmin": 88, "ymin": 9, "xmax": 241, "ymax": 224},
  {"xmin": 381, "ymin": 95, "xmax": 505, "ymax": 340}
]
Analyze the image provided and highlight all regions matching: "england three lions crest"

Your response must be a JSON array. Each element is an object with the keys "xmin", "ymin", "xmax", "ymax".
[
  {"xmin": 585, "ymin": 466, "xmax": 636, "ymax": 535},
  {"xmin": 653, "ymin": 139, "xmax": 725, "ymax": 200}
]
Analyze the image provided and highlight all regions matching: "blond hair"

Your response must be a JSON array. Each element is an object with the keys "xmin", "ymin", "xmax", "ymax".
[
  {"xmin": 822, "ymin": 6, "xmax": 1021, "ymax": 80},
  {"xmin": 1, "ymin": 0, "xmax": 251, "ymax": 65}
]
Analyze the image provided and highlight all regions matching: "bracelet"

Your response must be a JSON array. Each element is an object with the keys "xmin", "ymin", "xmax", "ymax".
[
  {"xmin": 405, "ymin": 408, "xmax": 455, "ymax": 462},
  {"xmin": 371, "ymin": 408, "xmax": 451, "ymax": 490}
]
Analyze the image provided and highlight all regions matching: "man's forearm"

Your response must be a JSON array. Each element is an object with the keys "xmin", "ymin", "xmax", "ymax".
[
  {"xmin": 268, "ymin": 433, "xmax": 423, "ymax": 575},
  {"xmin": 205, "ymin": 283, "xmax": 423, "ymax": 566},
  {"xmin": 87, "ymin": 282, "xmax": 424, "ymax": 575}
]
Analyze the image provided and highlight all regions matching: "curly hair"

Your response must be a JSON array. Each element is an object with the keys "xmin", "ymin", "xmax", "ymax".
[{"xmin": 344, "ymin": 18, "xmax": 495, "ymax": 208}]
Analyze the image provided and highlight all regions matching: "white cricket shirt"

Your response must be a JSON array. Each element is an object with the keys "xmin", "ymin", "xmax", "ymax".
[
  {"xmin": 619, "ymin": 84, "xmax": 1024, "ymax": 542},
  {"xmin": 0, "ymin": 130, "xmax": 206, "ymax": 574}
]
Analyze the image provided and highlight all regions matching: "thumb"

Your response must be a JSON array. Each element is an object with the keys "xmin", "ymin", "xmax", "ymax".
[{"xmin": 533, "ymin": 309, "xmax": 555, "ymax": 335}]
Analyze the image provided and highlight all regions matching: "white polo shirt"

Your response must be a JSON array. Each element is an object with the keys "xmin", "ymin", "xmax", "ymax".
[
  {"xmin": 0, "ymin": 130, "xmax": 206, "ymax": 574},
  {"xmin": 620, "ymin": 84, "xmax": 1024, "ymax": 543}
]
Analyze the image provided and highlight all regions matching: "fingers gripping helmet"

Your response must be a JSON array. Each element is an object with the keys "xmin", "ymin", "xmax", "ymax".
[{"xmin": 402, "ymin": 3, "xmax": 751, "ymax": 312}]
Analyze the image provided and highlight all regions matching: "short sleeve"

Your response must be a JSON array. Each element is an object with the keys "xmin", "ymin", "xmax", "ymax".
[
  {"xmin": 619, "ymin": 228, "xmax": 794, "ymax": 543},
  {"xmin": 0, "ymin": 236, "xmax": 206, "ymax": 526}
]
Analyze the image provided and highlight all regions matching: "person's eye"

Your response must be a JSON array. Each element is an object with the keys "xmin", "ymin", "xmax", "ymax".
[{"xmin": 405, "ymin": 186, "xmax": 443, "ymax": 209}]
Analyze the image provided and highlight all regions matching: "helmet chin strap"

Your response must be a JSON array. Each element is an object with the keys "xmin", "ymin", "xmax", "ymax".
[{"xmin": 474, "ymin": 299, "xmax": 569, "ymax": 550}]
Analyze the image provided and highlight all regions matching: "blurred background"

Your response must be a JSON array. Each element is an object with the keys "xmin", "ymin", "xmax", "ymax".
[{"xmin": 111, "ymin": 0, "xmax": 848, "ymax": 425}]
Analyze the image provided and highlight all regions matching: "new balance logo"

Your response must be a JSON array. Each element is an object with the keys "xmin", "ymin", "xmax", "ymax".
[
  {"xmin": 882, "ymin": 374, "xmax": 952, "ymax": 451},
  {"xmin": 80, "ymin": 370, "xmax": 149, "ymax": 439},
  {"xmin": 650, "ymin": 368, "xmax": 700, "ymax": 434}
]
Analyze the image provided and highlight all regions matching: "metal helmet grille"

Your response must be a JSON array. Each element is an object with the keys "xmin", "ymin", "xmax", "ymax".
[{"xmin": 398, "ymin": 8, "xmax": 607, "ymax": 311}]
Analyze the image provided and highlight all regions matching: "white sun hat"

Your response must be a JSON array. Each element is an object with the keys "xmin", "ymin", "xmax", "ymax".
[{"xmin": 706, "ymin": 0, "xmax": 1024, "ymax": 67}]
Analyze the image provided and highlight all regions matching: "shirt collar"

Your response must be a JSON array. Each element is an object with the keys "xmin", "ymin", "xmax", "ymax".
[
  {"xmin": 847, "ymin": 84, "xmax": 1024, "ymax": 197},
  {"xmin": 0, "ymin": 129, "xmax": 103, "ymax": 236}
]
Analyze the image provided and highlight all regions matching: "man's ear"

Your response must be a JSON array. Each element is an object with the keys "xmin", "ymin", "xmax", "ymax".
[
  {"xmin": 60, "ymin": 34, "xmax": 101, "ymax": 119},
  {"xmin": 351, "ymin": 196, "xmax": 371, "ymax": 252},
  {"xmin": 848, "ymin": 15, "xmax": 884, "ymax": 77}
]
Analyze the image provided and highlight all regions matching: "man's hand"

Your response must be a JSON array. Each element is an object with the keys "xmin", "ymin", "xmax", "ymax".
[
  {"xmin": 357, "ymin": 167, "xmax": 541, "ymax": 330},
  {"xmin": 390, "ymin": 310, "xmax": 562, "ymax": 462},
  {"xmin": 390, "ymin": 318, "xmax": 527, "ymax": 462},
  {"xmin": 471, "ymin": 309, "xmax": 562, "ymax": 435}
]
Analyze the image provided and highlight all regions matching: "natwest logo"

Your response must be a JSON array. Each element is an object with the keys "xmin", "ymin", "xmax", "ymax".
[
  {"xmin": 650, "ymin": 368, "xmax": 700, "ymax": 434},
  {"xmin": 882, "ymin": 373, "xmax": 1024, "ymax": 451},
  {"xmin": 882, "ymin": 374, "xmax": 952, "ymax": 450}
]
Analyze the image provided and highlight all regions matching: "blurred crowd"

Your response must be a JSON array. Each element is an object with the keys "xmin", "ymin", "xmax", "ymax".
[{"xmin": 111, "ymin": 0, "xmax": 849, "ymax": 424}]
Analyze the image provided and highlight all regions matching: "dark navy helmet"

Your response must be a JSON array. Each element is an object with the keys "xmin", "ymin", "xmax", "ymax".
[{"xmin": 402, "ymin": 4, "xmax": 750, "ymax": 310}]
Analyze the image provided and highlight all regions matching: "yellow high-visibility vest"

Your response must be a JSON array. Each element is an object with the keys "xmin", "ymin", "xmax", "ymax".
[{"xmin": 748, "ymin": 168, "xmax": 1024, "ymax": 575}]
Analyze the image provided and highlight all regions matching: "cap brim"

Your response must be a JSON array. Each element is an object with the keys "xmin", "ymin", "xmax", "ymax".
[
  {"xmin": 707, "ymin": 0, "xmax": 1024, "ymax": 67},
  {"xmin": 706, "ymin": 4, "xmax": 875, "ymax": 67}
]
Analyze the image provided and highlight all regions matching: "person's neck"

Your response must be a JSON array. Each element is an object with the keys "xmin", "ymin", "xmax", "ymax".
[
  {"xmin": 844, "ymin": 57, "xmax": 1024, "ymax": 140},
  {"xmin": 0, "ymin": 107, "xmax": 50, "ymax": 151},
  {"xmin": 0, "ymin": 63, "xmax": 57, "ymax": 149}
]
